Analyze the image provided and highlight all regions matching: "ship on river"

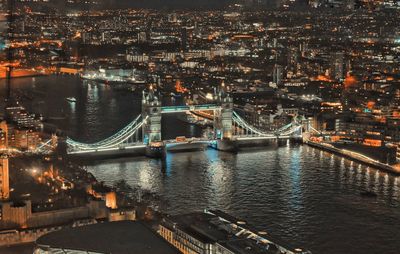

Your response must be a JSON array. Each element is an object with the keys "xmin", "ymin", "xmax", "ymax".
[{"xmin": 81, "ymin": 68, "xmax": 147, "ymax": 85}]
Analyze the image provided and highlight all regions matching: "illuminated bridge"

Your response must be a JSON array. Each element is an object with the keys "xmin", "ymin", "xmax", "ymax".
[{"xmin": 66, "ymin": 87, "xmax": 304, "ymax": 158}]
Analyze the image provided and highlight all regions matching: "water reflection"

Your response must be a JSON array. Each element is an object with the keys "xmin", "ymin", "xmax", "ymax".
[
  {"xmin": 84, "ymin": 146, "xmax": 400, "ymax": 254},
  {"xmin": 2, "ymin": 76, "xmax": 400, "ymax": 254},
  {"xmin": 287, "ymin": 148, "xmax": 304, "ymax": 224}
]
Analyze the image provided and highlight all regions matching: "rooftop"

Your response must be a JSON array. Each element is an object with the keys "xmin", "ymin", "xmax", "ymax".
[
  {"xmin": 36, "ymin": 221, "xmax": 180, "ymax": 254},
  {"xmin": 161, "ymin": 210, "xmax": 309, "ymax": 254}
]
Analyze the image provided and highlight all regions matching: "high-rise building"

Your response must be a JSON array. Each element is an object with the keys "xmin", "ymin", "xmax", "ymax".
[
  {"xmin": 309, "ymin": 0, "xmax": 320, "ymax": 8},
  {"xmin": 330, "ymin": 52, "xmax": 345, "ymax": 80},
  {"xmin": 180, "ymin": 27, "xmax": 188, "ymax": 50},
  {"xmin": 299, "ymin": 41, "xmax": 308, "ymax": 57},
  {"xmin": 81, "ymin": 32, "xmax": 91, "ymax": 44},
  {"xmin": 287, "ymin": 47, "xmax": 299, "ymax": 73},
  {"xmin": 168, "ymin": 13, "xmax": 177, "ymax": 23},
  {"xmin": 273, "ymin": 64, "xmax": 283, "ymax": 86},
  {"xmin": 0, "ymin": 155, "xmax": 9, "ymax": 200},
  {"xmin": 5, "ymin": 104, "xmax": 40, "ymax": 129},
  {"xmin": 345, "ymin": 0, "xmax": 355, "ymax": 10},
  {"xmin": 137, "ymin": 31, "xmax": 148, "ymax": 43},
  {"xmin": 0, "ymin": 121, "xmax": 8, "ymax": 149}
]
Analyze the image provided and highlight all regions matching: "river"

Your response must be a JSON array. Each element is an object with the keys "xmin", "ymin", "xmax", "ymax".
[{"xmin": 1, "ymin": 75, "xmax": 400, "ymax": 254}]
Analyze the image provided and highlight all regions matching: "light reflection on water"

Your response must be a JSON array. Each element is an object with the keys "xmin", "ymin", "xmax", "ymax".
[
  {"xmin": 2, "ymin": 76, "xmax": 400, "ymax": 254},
  {"xmin": 86, "ymin": 146, "xmax": 400, "ymax": 254}
]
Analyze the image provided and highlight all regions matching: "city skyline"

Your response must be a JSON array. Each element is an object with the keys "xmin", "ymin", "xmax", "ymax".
[{"xmin": 0, "ymin": 0, "xmax": 400, "ymax": 253}]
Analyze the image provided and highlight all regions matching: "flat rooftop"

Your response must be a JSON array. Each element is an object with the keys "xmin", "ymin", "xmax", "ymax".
[
  {"xmin": 162, "ymin": 210, "xmax": 309, "ymax": 254},
  {"xmin": 36, "ymin": 221, "xmax": 180, "ymax": 254}
]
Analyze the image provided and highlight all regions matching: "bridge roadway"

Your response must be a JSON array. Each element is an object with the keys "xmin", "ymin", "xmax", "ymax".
[
  {"xmin": 66, "ymin": 101, "xmax": 304, "ymax": 158},
  {"xmin": 161, "ymin": 104, "xmax": 220, "ymax": 113},
  {"xmin": 67, "ymin": 135, "xmax": 298, "ymax": 158},
  {"xmin": 68, "ymin": 138, "xmax": 213, "ymax": 156}
]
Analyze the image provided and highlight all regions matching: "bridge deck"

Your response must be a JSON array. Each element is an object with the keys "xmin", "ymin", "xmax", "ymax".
[
  {"xmin": 161, "ymin": 104, "xmax": 220, "ymax": 113},
  {"xmin": 66, "ymin": 107, "xmax": 303, "ymax": 156}
]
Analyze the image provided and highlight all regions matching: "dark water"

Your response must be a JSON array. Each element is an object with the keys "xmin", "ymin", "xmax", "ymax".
[
  {"xmin": 1, "ymin": 76, "xmax": 400, "ymax": 254},
  {"xmin": 0, "ymin": 75, "xmax": 201, "ymax": 140}
]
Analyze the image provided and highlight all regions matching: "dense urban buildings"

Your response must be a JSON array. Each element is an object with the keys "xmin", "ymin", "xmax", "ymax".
[
  {"xmin": 0, "ymin": 0, "xmax": 400, "ymax": 253},
  {"xmin": 159, "ymin": 210, "xmax": 309, "ymax": 254}
]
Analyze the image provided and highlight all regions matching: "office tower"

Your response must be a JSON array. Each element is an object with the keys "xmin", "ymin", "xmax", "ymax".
[
  {"xmin": 346, "ymin": 0, "xmax": 355, "ymax": 9},
  {"xmin": 273, "ymin": 64, "xmax": 283, "ymax": 86},
  {"xmin": 309, "ymin": 0, "xmax": 320, "ymax": 8},
  {"xmin": 137, "ymin": 31, "xmax": 148, "ymax": 43},
  {"xmin": 287, "ymin": 47, "xmax": 299, "ymax": 74},
  {"xmin": 299, "ymin": 41, "xmax": 308, "ymax": 57},
  {"xmin": 81, "ymin": 31, "xmax": 91, "ymax": 44},
  {"xmin": 330, "ymin": 52, "xmax": 344, "ymax": 80},
  {"xmin": 168, "ymin": 13, "xmax": 177, "ymax": 23},
  {"xmin": 181, "ymin": 27, "xmax": 188, "ymax": 50}
]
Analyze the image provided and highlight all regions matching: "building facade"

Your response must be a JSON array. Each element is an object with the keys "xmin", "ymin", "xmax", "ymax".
[{"xmin": 0, "ymin": 156, "xmax": 9, "ymax": 200}]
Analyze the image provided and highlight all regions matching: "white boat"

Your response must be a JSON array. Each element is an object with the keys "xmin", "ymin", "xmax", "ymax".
[{"xmin": 66, "ymin": 97, "xmax": 77, "ymax": 103}]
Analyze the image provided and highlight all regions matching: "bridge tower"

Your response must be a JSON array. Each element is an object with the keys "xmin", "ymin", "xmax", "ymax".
[
  {"xmin": 214, "ymin": 81, "xmax": 233, "ymax": 140},
  {"xmin": 142, "ymin": 86, "xmax": 162, "ymax": 145},
  {"xmin": 293, "ymin": 115, "xmax": 304, "ymax": 141},
  {"xmin": 212, "ymin": 82, "xmax": 237, "ymax": 152},
  {"xmin": 286, "ymin": 114, "xmax": 306, "ymax": 143},
  {"xmin": 301, "ymin": 116, "xmax": 312, "ymax": 142}
]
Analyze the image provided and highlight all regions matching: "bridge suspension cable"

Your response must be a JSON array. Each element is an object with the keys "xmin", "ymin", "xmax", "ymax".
[
  {"xmin": 66, "ymin": 115, "xmax": 146, "ymax": 151},
  {"xmin": 232, "ymin": 111, "xmax": 301, "ymax": 137},
  {"xmin": 35, "ymin": 139, "xmax": 53, "ymax": 153},
  {"xmin": 66, "ymin": 108, "xmax": 303, "ymax": 155},
  {"xmin": 232, "ymin": 111, "xmax": 272, "ymax": 136}
]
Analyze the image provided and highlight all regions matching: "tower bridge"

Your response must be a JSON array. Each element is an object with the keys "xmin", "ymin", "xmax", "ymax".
[{"xmin": 66, "ymin": 87, "xmax": 304, "ymax": 158}]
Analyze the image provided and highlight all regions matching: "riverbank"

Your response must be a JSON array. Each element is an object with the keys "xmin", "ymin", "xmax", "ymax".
[
  {"xmin": 0, "ymin": 155, "xmax": 165, "ymax": 251},
  {"xmin": 0, "ymin": 69, "xmax": 46, "ymax": 79},
  {"xmin": 306, "ymin": 141, "xmax": 400, "ymax": 175}
]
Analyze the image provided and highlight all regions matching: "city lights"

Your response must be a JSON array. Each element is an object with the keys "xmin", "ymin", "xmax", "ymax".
[{"xmin": 0, "ymin": 0, "xmax": 399, "ymax": 253}]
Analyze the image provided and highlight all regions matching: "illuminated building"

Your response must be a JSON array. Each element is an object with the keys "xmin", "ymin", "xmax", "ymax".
[
  {"xmin": 0, "ymin": 121, "xmax": 8, "ymax": 149},
  {"xmin": 81, "ymin": 31, "xmax": 91, "ymax": 44},
  {"xmin": 0, "ymin": 200, "xmax": 107, "ymax": 230},
  {"xmin": 137, "ymin": 31, "xmax": 148, "ymax": 43},
  {"xmin": 0, "ymin": 117, "xmax": 41, "ymax": 151},
  {"xmin": 273, "ymin": 64, "xmax": 283, "ymax": 86},
  {"xmin": 309, "ymin": 0, "xmax": 320, "ymax": 8},
  {"xmin": 5, "ymin": 104, "xmax": 41, "ymax": 130},
  {"xmin": 8, "ymin": 128, "xmax": 41, "ymax": 151},
  {"xmin": 181, "ymin": 27, "xmax": 188, "ymax": 49},
  {"xmin": 287, "ymin": 47, "xmax": 299, "ymax": 75},
  {"xmin": 0, "ymin": 155, "xmax": 9, "ymax": 200},
  {"xmin": 330, "ymin": 52, "xmax": 345, "ymax": 81},
  {"xmin": 108, "ymin": 208, "xmax": 136, "ymax": 222},
  {"xmin": 346, "ymin": 0, "xmax": 355, "ymax": 9},
  {"xmin": 87, "ymin": 184, "xmax": 118, "ymax": 209},
  {"xmin": 0, "ymin": 104, "xmax": 41, "ymax": 150},
  {"xmin": 159, "ymin": 210, "xmax": 310, "ymax": 254}
]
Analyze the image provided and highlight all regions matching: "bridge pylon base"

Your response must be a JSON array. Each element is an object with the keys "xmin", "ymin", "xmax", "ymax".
[
  {"xmin": 291, "ymin": 136, "xmax": 304, "ymax": 144},
  {"xmin": 210, "ymin": 139, "xmax": 238, "ymax": 153},
  {"xmin": 145, "ymin": 143, "xmax": 165, "ymax": 158},
  {"xmin": 277, "ymin": 138, "xmax": 289, "ymax": 146}
]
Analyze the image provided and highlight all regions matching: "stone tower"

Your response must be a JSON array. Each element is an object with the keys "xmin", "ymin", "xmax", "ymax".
[
  {"xmin": 215, "ymin": 81, "xmax": 233, "ymax": 140},
  {"xmin": 142, "ymin": 86, "xmax": 162, "ymax": 144}
]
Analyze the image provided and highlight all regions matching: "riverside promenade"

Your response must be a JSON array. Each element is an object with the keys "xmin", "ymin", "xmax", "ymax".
[{"xmin": 306, "ymin": 141, "xmax": 400, "ymax": 175}]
